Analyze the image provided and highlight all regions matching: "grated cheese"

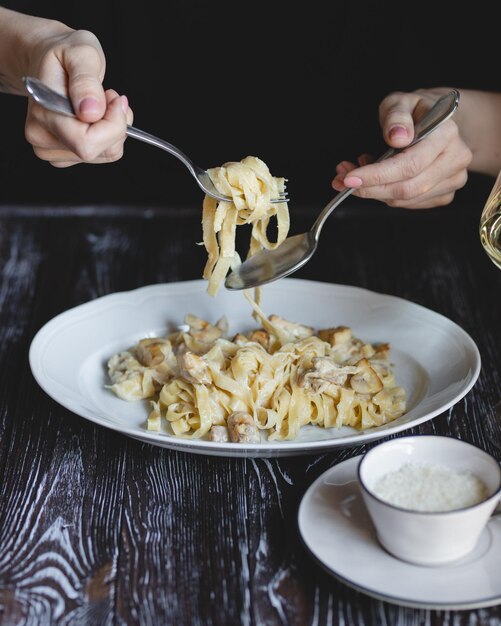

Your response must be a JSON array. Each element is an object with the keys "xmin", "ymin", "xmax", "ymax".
[{"xmin": 372, "ymin": 461, "xmax": 489, "ymax": 512}]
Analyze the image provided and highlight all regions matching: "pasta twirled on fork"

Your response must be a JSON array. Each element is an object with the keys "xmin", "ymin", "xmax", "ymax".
[{"xmin": 201, "ymin": 156, "xmax": 289, "ymax": 297}]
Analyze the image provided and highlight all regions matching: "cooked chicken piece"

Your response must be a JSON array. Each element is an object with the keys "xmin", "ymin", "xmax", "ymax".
[
  {"xmin": 227, "ymin": 411, "xmax": 261, "ymax": 443},
  {"xmin": 300, "ymin": 357, "xmax": 359, "ymax": 392},
  {"xmin": 110, "ymin": 372, "xmax": 146, "ymax": 401},
  {"xmin": 361, "ymin": 343, "xmax": 376, "ymax": 358},
  {"xmin": 349, "ymin": 358, "xmax": 384, "ymax": 394},
  {"xmin": 108, "ymin": 351, "xmax": 143, "ymax": 384},
  {"xmin": 374, "ymin": 342, "xmax": 391, "ymax": 359},
  {"xmin": 232, "ymin": 333, "xmax": 250, "ymax": 346},
  {"xmin": 319, "ymin": 325, "xmax": 372, "ymax": 364},
  {"xmin": 107, "ymin": 351, "xmax": 158, "ymax": 401},
  {"xmin": 318, "ymin": 325, "xmax": 352, "ymax": 346},
  {"xmin": 177, "ymin": 350, "xmax": 211, "ymax": 384},
  {"xmin": 231, "ymin": 329, "xmax": 271, "ymax": 351},
  {"xmin": 136, "ymin": 337, "xmax": 170, "ymax": 367},
  {"xmin": 185, "ymin": 314, "xmax": 224, "ymax": 344},
  {"xmin": 268, "ymin": 315, "xmax": 314, "ymax": 340},
  {"xmin": 209, "ymin": 425, "xmax": 230, "ymax": 442},
  {"xmin": 248, "ymin": 329, "xmax": 271, "ymax": 349}
]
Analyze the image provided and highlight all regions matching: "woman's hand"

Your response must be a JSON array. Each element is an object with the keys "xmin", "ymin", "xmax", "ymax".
[
  {"xmin": 0, "ymin": 7, "xmax": 133, "ymax": 167},
  {"xmin": 24, "ymin": 28, "xmax": 133, "ymax": 167},
  {"xmin": 332, "ymin": 89, "xmax": 473, "ymax": 209}
]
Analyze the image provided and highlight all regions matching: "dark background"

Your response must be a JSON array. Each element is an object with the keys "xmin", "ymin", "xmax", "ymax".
[{"xmin": 0, "ymin": 0, "xmax": 498, "ymax": 210}]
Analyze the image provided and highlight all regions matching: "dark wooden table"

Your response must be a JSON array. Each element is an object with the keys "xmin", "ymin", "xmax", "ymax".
[{"xmin": 1, "ymin": 190, "xmax": 500, "ymax": 626}]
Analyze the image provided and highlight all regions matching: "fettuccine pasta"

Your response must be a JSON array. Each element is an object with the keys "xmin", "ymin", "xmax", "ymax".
[
  {"xmin": 201, "ymin": 156, "xmax": 289, "ymax": 297},
  {"xmin": 107, "ymin": 303, "xmax": 406, "ymax": 443}
]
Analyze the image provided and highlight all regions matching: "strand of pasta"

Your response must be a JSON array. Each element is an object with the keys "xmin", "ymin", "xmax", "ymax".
[{"xmin": 202, "ymin": 156, "xmax": 289, "ymax": 297}]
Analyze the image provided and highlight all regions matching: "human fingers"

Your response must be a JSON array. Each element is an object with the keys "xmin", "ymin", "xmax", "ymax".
[
  {"xmin": 331, "ymin": 91, "xmax": 438, "ymax": 192},
  {"xmin": 377, "ymin": 91, "xmax": 433, "ymax": 149},
  {"xmin": 349, "ymin": 145, "xmax": 470, "ymax": 209},
  {"xmin": 26, "ymin": 91, "xmax": 129, "ymax": 165},
  {"xmin": 334, "ymin": 90, "xmax": 442, "ymax": 186},
  {"xmin": 337, "ymin": 121, "xmax": 463, "ymax": 193},
  {"xmin": 33, "ymin": 29, "xmax": 108, "ymax": 124},
  {"xmin": 332, "ymin": 155, "xmax": 375, "ymax": 191},
  {"xmin": 56, "ymin": 30, "xmax": 107, "ymax": 123},
  {"xmin": 374, "ymin": 172, "xmax": 463, "ymax": 209},
  {"xmin": 336, "ymin": 165, "xmax": 465, "ymax": 209},
  {"xmin": 330, "ymin": 122, "xmax": 471, "ymax": 207}
]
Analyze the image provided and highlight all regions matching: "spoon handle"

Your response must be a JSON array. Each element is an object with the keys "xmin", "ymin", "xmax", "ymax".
[
  {"xmin": 310, "ymin": 187, "xmax": 356, "ymax": 237},
  {"xmin": 311, "ymin": 89, "xmax": 460, "ymax": 239}
]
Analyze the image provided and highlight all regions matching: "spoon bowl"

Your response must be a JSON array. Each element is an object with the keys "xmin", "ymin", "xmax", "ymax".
[
  {"xmin": 225, "ymin": 89, "xmax": 460, "ymax": 290},
  {"xmin": 226, "ymin": 232, "xmax": 317, "ymax": 290}
]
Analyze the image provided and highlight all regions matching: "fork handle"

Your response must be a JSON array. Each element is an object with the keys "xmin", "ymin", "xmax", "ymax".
[
  {"xmin": 23, "ymin": 76, "xmax": 199, "ymax": 178},
  {"xmin": 125, "ymin": 126, "xmax": 198, "ymax": 177}
]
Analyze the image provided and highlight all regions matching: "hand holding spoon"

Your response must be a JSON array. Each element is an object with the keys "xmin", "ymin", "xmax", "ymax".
[{"xmin": 225, "ymin": 89, "xmax": 460, "ymax": 290}]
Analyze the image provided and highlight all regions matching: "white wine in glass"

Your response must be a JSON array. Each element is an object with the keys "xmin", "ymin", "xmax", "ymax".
[{"xmin": 480, "ymin": 169, "xmax": 501, "ymax": 270}]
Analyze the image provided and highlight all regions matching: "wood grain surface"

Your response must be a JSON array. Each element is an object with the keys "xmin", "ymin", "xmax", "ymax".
[{"xmin": 0, "ymin": 198, "xmax": 500, "ymax": 626}]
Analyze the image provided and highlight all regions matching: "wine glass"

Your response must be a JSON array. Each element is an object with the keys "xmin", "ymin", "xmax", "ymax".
[{"xmin": 480, "ymin": 169, "xmax": 501, "ymax": 270}]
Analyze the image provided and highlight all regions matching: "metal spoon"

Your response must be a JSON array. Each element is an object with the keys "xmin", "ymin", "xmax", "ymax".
[{"xmin": 225, "ymin": 89, "xmax": 460, "ymax": 290}]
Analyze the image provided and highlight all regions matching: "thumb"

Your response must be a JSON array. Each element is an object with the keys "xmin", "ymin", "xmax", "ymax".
[
  {"xmin": 63, "ymin": 42, "xmax": 107, "ymax": 123},
  {"xmin": 382, "ymin": 107, "xmax": 415, "ymax": 149},
  {"xmin": 379, "ymin": 94, "xmax": 419, "ymax": 149}
]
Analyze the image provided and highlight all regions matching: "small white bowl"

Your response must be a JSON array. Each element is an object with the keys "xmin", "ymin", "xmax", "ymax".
[{"xmin": 357, "ymin": 434, "xmax": 501, "ymax": 566}]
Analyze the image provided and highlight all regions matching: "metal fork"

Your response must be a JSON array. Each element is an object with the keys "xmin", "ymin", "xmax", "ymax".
[{"xmin": 23, "ymin": 76, "xmax": 289, "ymax": 204}]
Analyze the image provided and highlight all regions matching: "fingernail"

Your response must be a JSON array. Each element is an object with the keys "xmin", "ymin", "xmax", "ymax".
[
  {"xmin": 343, "ymin": 176, "xmax": 363, "ymax": 188},
  {"xmin": 121, "ymin": 94, "xmax": 129, "ymax": 114},
  {"xmin": 336, "ymin": 164, "xmax": 348, "ymax": 176},
  {"xmin": 389, "ymin": 125, "xmax": 409, "ymax": 141},
  {"xmin": 78, "ymin": 97, "xmax": 100, "ymax": 115}
]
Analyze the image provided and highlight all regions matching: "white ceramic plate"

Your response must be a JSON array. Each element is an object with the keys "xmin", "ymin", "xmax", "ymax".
[
  {"xmin": 29, "ymin": 279, "xmax": 481, "ymax": 458},
  {"xmin": 298, "ymin": 456, "xmax": 501, "ymax": 609}
]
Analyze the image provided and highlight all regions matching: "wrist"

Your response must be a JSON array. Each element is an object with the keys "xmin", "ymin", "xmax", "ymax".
[{"xmin": 0, "ymin": 8, "xmax": 73, "ymax": 94}]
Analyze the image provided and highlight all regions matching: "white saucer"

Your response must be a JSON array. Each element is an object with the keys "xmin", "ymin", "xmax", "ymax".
[{"xmin": 298, "ymin": 456, "xmax": 501, "ymax": 610}]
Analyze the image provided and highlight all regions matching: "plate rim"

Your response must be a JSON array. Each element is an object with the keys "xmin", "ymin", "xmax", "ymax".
[{"xmin": 29, "ymin": 279, "xmax": 482, "ymax": 457}]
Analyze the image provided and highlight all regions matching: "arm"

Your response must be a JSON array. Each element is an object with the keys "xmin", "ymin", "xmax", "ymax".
[
  {"xmin": 0, "ymin": 6, "xmax": 132, "ymax": 166},
  {"xmin": 332, "ymin": 88, "xmax": 501, "ymax": 209},
  {"xmin": 453, "ymin": 89, "xmax": 501, "ymax": 176}
]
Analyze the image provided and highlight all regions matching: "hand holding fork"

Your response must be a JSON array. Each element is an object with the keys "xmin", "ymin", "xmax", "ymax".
[{"xmin": 23, "ymin": 76, "xmax": 288, "ymax": 205}]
